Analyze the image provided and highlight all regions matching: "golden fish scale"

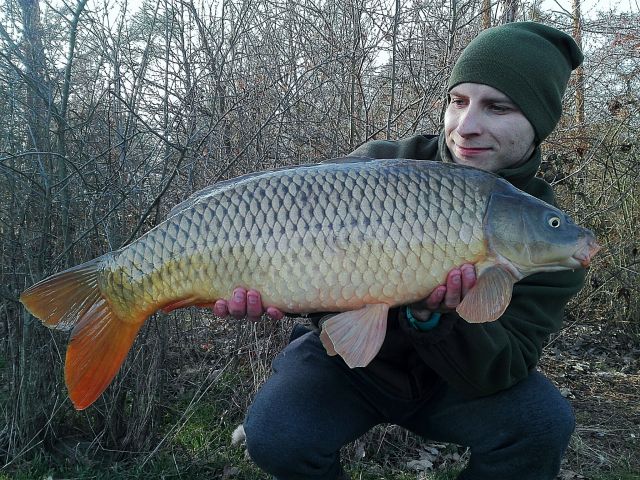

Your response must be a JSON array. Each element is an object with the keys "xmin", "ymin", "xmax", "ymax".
[{"xmin": 99, "ymin": 160, "xmax": 491, "ymax": 320}]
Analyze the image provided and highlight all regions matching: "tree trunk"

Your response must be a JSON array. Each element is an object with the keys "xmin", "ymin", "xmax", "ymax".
[
  {"xmin": 387, "ymin": 0, "xmax": 400, "ymax": 139},
  {"xmin": 482, "ymin": 0, "xmax": 491, "ymax": 29},
  {"xmin": 573, "ymin": 0, "xmax": 585, "ymax": 128}
]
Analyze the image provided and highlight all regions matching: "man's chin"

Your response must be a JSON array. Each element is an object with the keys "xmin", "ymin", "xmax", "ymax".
[{"xmin": 451, "ymin": 155, "xmax": 490, "ymax": 168}]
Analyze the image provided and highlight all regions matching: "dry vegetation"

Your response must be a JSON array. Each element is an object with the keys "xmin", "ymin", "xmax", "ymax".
[{"xmin": 0, "ymin": 0, "xmax": 638, "ymax": 478}]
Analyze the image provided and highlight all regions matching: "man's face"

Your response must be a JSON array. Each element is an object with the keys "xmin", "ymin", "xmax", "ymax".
[{"xmin": 444, "ymin": 83, "xmax": 536, "ymax": 173}]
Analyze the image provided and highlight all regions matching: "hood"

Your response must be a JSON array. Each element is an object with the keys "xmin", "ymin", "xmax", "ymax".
[{"xmin": 437, "ymin": 132, "xmax": 541, "ymax": 191}]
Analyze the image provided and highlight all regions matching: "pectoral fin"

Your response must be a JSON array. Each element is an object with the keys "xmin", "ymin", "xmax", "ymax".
[
  {"xmin": 319, "ymin": 303, "xmax": 389, "ymax": 368},
  {"xmin": 319, "ymin": 329, "xmax": 338, "ymax": 356},
  {"xmin": 456, "ymin": 265, "xmax": 516, "ymax": 323}
]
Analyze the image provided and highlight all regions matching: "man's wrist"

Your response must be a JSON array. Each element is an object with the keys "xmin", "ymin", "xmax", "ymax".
[{"xmin": 406, "ymin": 306, "xmax": 441, "ymax": 331}]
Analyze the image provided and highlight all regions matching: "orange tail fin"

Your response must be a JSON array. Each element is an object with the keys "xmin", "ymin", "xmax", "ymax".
[{"xmin": 20, "ymin": 258, "xmax": 144, "ymax": 410}]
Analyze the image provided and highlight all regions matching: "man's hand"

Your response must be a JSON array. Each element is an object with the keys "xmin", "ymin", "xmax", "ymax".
[
  {"xmin": 409, "ymin": 263, "xmax": 477, "ymax": 321},
  {"xmin": 213, "ymin": 287, "xmax": 285, "ymax": 322}
]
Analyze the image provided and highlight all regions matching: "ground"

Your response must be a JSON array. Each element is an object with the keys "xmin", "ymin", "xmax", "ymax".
[
  {"xmin": 1, "ymin": 317, "xmax": 638, "ymax": 480},
  {"xmin": 540, "ymin": 322, "xmax": 640, "ymax": 479},
  {"xmin": 225, "ymin": 318, "xmax": 640, "ymax": 480},
  {"xmin": 340, "ymin": 319, "xmax": 640, "ymax": 479}
]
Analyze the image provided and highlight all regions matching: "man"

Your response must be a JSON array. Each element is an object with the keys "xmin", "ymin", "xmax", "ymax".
[{"xmin": 214, "ymin": 22, "xmax": 585, "ymax": 479}]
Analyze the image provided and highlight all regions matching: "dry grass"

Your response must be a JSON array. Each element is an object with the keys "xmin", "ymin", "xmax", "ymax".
[
  {"xmin": 1, "ymin": 129, "xmax": 638, "ymax": 479},
  {"xmin": 1, "ymin": 300, "xmax": 639, "ymax": 479},
  {"xmin": 541, "ymin": 322, "xmax": 640, "ymax": 478}
]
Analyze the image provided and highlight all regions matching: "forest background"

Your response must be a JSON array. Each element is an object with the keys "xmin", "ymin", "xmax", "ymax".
[{"xmin": 0, "ymin": 0, "xmax": 638, "ymax": 477}]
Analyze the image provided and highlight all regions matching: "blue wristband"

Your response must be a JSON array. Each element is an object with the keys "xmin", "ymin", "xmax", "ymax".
[{"xmin": 406, "ymin": 307, "xmax": 441, "ymax": 331}]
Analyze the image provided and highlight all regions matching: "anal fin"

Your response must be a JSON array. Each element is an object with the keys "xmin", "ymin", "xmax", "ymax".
[
  {"xmin": 320, "ymin": 303, "xmax": 389, "ymax": 368},
  {"xmin": 161, "ymin": 296, "xmax": 216, "ymax": 313}
]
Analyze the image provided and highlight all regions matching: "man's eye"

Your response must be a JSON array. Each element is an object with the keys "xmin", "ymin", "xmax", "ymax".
[{"xmin": 490, "ymin": 104, "xmax": 509, "ymax": 113}]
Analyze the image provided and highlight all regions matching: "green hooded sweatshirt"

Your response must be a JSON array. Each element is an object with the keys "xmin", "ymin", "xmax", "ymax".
[{"xmin": 340, "ymin": 133, "xmax": 586, "ymax": 400}]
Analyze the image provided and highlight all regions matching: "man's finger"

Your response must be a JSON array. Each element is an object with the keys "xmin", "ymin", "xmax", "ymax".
[
  {"xmin": 444, "ymin": 269, "xmax": 462, "ymax": 309},
  {"xmin": 266, "ymin": 307, "xmax": 285, "ymax": 321},
  {"xmin": 460, "ymin": 264, "xmax": 477, "ymax": 298},
  {"xmin": 213, "ymin": 300, "xmax": 229, "ymax": 318},
  {"xmin": 246, "ymin": 289, "xmax": 263, "ymax": 321},
  {"xmin": 425, "ymin": 285, "xmax": 446, "ymax": 311},
  {"xmin": 228, "ymin": 287, "xmax": 247, "ymax": 318}
]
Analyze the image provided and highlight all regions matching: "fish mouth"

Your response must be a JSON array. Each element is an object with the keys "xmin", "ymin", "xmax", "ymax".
[{"xmin": 572, "ymin": 237, "xmax": 601, "ymax": 267}]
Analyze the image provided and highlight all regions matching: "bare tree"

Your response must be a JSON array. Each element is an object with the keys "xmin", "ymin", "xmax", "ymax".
[
  {"xmin": 0, "ymin": 0, "xmax": 637, "ymax": 472},
  {"xmin": 572, "ymin": 0, "xmax": 585, "ymax": 127}
]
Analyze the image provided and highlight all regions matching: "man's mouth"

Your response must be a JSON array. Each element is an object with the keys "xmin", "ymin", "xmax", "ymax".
[{"xmin": 455, "ymin": 145, "xmax": 491, "ymax": 156}]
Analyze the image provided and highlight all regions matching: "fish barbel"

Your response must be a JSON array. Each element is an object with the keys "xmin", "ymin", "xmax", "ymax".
[{"xmin": 20, "ymin": 157, "xmax": 599, "ymax": 409}]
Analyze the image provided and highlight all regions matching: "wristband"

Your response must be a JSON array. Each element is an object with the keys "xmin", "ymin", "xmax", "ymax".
[{"xmin": 406, "ymin": 307, "xmax": 441, "ymax": 331}]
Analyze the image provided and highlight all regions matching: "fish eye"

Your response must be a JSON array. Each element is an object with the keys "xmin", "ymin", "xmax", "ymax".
[{"xmin": 548, "ymin": 216, "xmax": 561, "ymax": 228}]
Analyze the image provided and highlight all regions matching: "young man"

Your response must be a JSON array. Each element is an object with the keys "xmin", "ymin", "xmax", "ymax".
[{"xmin": 214, "ymin": 22, "xmax": 585, "ymax": 479}]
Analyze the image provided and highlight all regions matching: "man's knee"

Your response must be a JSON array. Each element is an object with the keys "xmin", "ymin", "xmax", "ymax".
[
  {"xmin": 541, "ymin": 394, "xmax": 575, "ymax": 450},
  {"xmin": 504, "ymin": 389, "xmax": 575, "ymax": 454},
  {"xmin": 244, "ymin": 417, "xmax": 289, "ymax": 474},
  {"xmin": 244, "ymin": 399, "xmax": 289, "ymax": 472},
  {"xmin": 244, "ymin": 407, "xmax": 340, "ymax": 479},
  {"xmin": 509, "ymin": 373, "xmax": 576, "ymax": 452}
]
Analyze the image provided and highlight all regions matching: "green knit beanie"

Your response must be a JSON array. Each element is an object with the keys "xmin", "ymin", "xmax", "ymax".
[{"xmin": 448, "ymin": 22, "xmax": 583, "ymax": 143}]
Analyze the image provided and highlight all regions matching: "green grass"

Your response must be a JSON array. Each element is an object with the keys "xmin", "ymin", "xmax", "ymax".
[
  {"xmin": 346, "ymin": 464, "xmax": 462, "ymax": 479},
  {"xmin": 152, "ymin": 368, "xmax": 266, "ymax": 478},
  {"xmin": 591, "ymin": 470, "xmax": 640, "ymax": 480},
  {"xmin": 0, "ymin": 461, "xmax": 463, "ymax": 480},
  {"xmin": 0, "ymin": 362, "xmax": 465, "ymax": 479},
  {"xmin": 0, "ymin": 366, "xmax": 266, "ymax": 479}
]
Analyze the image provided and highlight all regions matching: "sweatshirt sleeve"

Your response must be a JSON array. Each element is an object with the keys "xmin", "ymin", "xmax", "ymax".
[
  {"xmin": 349, "ymin": 134, "xmax": 440, "ymax": 160},
  {"xmin": 400, "ymin": 267, "xmax": 586, "ymax": 397}
]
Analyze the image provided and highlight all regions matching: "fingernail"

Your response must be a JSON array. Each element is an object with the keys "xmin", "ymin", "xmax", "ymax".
[
  {"xmin": 248, "ymin": 294, "xmax": 258, "ymax": 304},
  {"xmin": 452, "ymin": 273, "xmax": 461, "ymax": 284},
  {"xmin": 234, "ymin": 290, "xmax": 243, "ymax": 302}
]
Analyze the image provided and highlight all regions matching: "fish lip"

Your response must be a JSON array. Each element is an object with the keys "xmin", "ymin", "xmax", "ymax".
[{"xmin": 572, "ymin": 239, "xmax": 601, "ymax": 267}]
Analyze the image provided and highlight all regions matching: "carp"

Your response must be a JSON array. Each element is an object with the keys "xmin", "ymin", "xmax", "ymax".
[{"xmin": 20, "ymin": 157, "xmax": 599, "ymax": 410}]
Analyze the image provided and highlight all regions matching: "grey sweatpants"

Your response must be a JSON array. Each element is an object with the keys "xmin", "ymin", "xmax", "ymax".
[{"xmin": 244, "ymin": 325, "xmax": 574, "ymax": 480}]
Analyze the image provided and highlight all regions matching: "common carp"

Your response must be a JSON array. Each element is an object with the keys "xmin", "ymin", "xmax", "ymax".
[{"xmin": 20, "ymin": 157, "xmax": 599, "ymax": 410}]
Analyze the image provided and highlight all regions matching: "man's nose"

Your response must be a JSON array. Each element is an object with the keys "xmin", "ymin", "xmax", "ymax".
[{"xmin": 456, "ymin": 108, "xmax": 482, "ymax": 136}]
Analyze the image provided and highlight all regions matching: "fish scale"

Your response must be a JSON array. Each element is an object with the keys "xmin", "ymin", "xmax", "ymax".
[{"xmin": 20, "ymin": 157, "xmax": 598, "ymax": 409}]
